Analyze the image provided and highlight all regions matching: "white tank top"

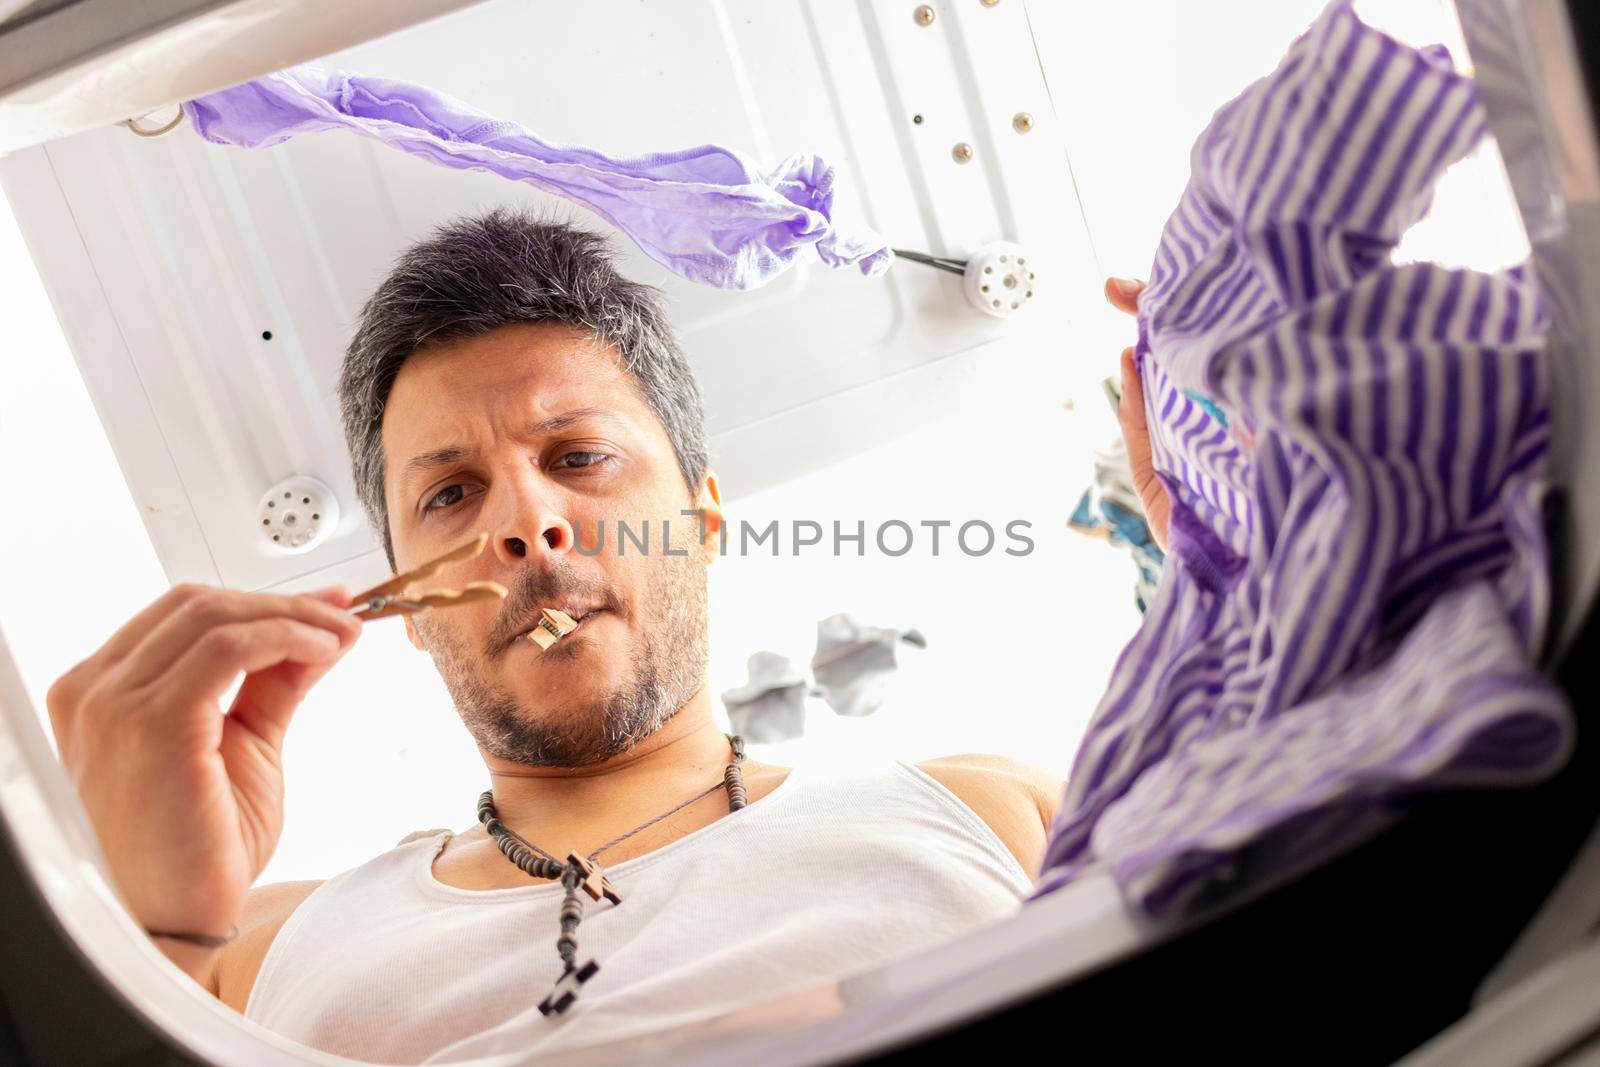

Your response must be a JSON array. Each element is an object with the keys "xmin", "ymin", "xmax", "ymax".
[{"xmin": 244, "ymin": 756, "xmax": 1036, "ymax": 1063}]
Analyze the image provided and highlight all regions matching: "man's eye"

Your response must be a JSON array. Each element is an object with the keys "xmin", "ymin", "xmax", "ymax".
[
  {"xmin": 424, "ymin": 484, "xmax": 467, "ymax": 512},
  {"xmin": 557, "ymin": 451, "xmax": 612, "ymax": 471}
]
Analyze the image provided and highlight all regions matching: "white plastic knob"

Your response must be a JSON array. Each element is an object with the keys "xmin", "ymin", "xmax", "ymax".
[
  {"xmin": 963, "ymin": 242, "xmax": 1037, "ymax": 319},
  {"xmin": 258, "ymin": 476, "xmax": 340, "ymax": 555}
]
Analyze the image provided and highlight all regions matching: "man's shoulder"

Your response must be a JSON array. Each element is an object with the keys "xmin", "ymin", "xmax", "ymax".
[
  {"xmin": 214, "ymin": 879, "xmax": 326, "ymax": 1014},
  {"xmin": 911, "ymin": 753, "xmax": 1065, "ymax": 878},
  {"xmin": 914, "ymin": 753, "xmax": 1064, "ymax": 821},
  {"xmin": 213, "ymin": 828, "xmax": 458, "ymax": 1010}
]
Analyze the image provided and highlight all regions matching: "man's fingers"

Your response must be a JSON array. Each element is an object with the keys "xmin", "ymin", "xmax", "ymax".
[
  {"xmin": 1105, "ymin": 276, "xmax": 1146, "ymax": 316},
  {"xmin": 151, "ymin": 618, "xmax": 344, "ymax": 716},
  {"xmin": 65, "ymin": 583, "xmax": 209, "ymax": 683},
  {"xmin": 1118, "ymin": 347, "xmax": 1147, "ymax": 429},
  {"xmin": 226, "ymin": 588, "xmax": 362, "ymax": 748},
  {"xmin": 121, "ymin": 588, "xmax": 361, "ymax": 691},
  {"xmin": 1113, "ymin": 341, "xmax": 1169, "ymax": 551},
  {"xmin": 226, "ymin": 657, "xmax": 339, "ymax": 754},
  {"xmin": 83, "ymin": 585, "xmax": 351, "ymax": 682},
  {"xmin": 1141, "ymin": 482, "xmax": 1172, "ymax": 554}
]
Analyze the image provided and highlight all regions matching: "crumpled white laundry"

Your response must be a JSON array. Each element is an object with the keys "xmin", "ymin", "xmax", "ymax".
[
  {"xmin": 810, "ymin": 612, "xmax": 927, "ymax": 718},
  {"xmin": 719, "ymin": 651, "xmax": 814, "ymax": 742}
]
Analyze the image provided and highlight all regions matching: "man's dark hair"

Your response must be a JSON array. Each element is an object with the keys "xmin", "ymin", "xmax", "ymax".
[{"xmin": 338, "ymin": 208, "xmax": 709, "ymax": 568}]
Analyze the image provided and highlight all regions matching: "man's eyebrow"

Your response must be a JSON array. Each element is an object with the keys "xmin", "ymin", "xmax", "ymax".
[
  {"xmin": 524, "ymin": 407, "xmax": 625, "ymax": 437},
  {"xmin": 398, "ymin": 407, "xmax": 627, "ymax": 487}
]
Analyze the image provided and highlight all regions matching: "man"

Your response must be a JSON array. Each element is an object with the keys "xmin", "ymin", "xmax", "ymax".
[{"xmin": 47, "ymin": 211, "xmax": 1146, "ymax": 1060}]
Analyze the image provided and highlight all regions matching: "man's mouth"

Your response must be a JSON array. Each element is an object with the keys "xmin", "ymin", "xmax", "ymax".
[{"xmin": 518, "ymin": 605, "xmax": 605, "ymax": 646}]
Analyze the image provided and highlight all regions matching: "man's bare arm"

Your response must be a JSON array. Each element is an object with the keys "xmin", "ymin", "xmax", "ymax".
[
  {"xmin": 213, "ymin": 880, "xmax": 325, "ymax": 1014},
  {"xmin": 917, "ymin": 754, "xmax": 1066, "ymax": 879}
]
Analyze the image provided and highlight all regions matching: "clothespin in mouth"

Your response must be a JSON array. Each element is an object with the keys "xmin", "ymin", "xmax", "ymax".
[
  {"xmin": 350, "ymin": 531, "xmax": 507, "ymax": 621},
  {"xmin": 527, "ymin": 608, "xmax": 579, "ymax": 650}
]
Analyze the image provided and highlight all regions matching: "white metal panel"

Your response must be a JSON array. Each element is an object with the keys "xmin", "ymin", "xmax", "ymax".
[
  {"xmin": 1, "ymin": 0, "xmax": 1097, "ymax": 594},
  {"xmin": 0, "ymin": 0, "xmax": 486, "ymax": 154}
]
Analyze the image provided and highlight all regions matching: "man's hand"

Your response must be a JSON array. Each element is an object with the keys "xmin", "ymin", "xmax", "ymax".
[
  {"xmin": 1105, "ymin": 276, "xmax": 1171, "ymax": 552},
  {"xmin": 44, "ymin": 584, "xmax": 362, "ymax": 982}
]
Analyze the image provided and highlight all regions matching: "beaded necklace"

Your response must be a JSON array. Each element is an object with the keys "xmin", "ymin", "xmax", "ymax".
[{"xmin": 476, "ymin": 733, "xmax": 749, "ymax": 1016}]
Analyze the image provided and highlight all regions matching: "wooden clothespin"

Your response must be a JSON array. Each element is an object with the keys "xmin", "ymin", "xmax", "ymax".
[
  {"xmin": 350, "ymin": 531, "xmax": 507, "ymax": 621},
  {"xmin": 527, "ymin": 608, "xmax": 579, "ymax": 650},
  {"xmin": 565, "ymin": 852, "xmax": 623, "ymax": 905}
]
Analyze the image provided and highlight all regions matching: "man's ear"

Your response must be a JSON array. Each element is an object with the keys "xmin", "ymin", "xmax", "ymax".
[
  {"xmin": 403, "ymin": 613, "xmax": 428, "ymax": 652},
  {"xmin": 692, "ymin": 470, "xmax": 725, "ymax": 565}
]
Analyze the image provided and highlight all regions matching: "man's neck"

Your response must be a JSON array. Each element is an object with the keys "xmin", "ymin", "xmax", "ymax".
[{"xmin": 479, "ymin": 688, "xmax": 743, "ymax": 840}]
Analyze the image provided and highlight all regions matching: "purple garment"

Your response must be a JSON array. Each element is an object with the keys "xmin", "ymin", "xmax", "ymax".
[
  {"xmin": 1028, "ymin": 1, "xmax": 1573, "ymax": 917},
  {"xmin": 181, "ymin": 65, "xmax": 892, "ymax": 291}
]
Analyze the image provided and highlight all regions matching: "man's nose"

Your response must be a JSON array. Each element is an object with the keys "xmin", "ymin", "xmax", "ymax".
[{"xmin": 487, "ymin": 476, "xmax": 576, "ymax": 565}]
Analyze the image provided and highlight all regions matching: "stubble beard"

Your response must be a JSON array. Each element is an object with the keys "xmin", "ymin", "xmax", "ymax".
[{"xmin": 414, "ymin": 554, "xmax": 709, "ymax": 768}]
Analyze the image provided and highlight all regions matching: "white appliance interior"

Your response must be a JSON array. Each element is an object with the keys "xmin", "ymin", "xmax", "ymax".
[
  {"xmin": 0, "ymin": 0, "xmax": 486, "ymax": 153},
  {"xmin": 0, "ymin": 0, "xmax": 1101, "ymax": 596},
  {"xmin": 1, "ymin": 0, "xmax": 1596, "ymax": 1064}
]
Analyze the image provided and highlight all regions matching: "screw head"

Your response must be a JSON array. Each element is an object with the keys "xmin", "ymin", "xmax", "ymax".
[
  {"xmin": 913, "ymin": 4, "xmax": 935, "ymax": 26},
  {"xmin": 1013, "ymin": 112, "xmax": 1034, "ymax": 134},
  {"xmin": 951, "ymin": 142, "xmax": 973, "ymax": 164}
]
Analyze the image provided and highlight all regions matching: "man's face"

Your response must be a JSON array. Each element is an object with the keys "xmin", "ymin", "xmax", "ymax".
[{"xmin": 381, "ymin": 321, "xmax": 721, "ymax": 769}]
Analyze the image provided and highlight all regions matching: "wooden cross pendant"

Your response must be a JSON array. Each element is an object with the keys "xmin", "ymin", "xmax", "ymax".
[
  {"xmin": 566, "ymin": 851, "xmax": 622, "ymax": 905},
  {"xmin": 539, "ymin": 959, "xmax": 600, "ymax": 1016}
]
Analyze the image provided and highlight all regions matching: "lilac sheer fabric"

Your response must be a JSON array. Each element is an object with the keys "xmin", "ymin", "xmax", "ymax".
[
  {"xmin": 1028, "ymin": 1, "xmax": 1573, "ymax": 917},
  {"xmin": 181, "ymin": 65, "xmax": 892, "ymax": 291}
]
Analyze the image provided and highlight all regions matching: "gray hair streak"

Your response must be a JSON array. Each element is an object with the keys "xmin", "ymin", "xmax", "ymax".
[{"xmin": 337, "ymin": 208, "xmax": 709, "ymax": 568}]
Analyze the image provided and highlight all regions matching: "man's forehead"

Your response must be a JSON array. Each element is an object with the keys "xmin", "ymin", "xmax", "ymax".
[
  {"xmin": 381, "ymin": 323, "xmax": 646, "ymax": 478},
  {"xmin": 390, "ymin": 321, "xmax": 624, "ymax": 400}
]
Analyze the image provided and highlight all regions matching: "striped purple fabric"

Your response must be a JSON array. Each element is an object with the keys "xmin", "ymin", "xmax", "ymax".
[{"xmin": 1027, "ymin": 0, "xmax": 1573, "ymax": 917}]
